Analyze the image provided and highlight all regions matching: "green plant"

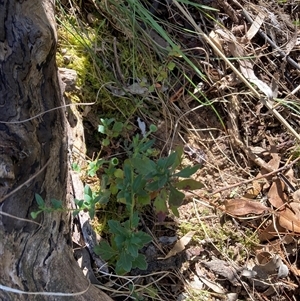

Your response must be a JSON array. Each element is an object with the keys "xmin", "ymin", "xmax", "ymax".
[
  {"xmin": 93, "ymin": 125, "xmax": 204, "ymax": 274},
  {"xmin": 31, "ymin": 194, "xmax": 63, "ymax": 219},
  {"xmin": 98, "ymin": 118, "xmax": 132, "ymax": 146},
  {"xmin": 94, "ymin": 212, "xmax": 152, "ymax": 274},
  {"xmin": 32, "ymin": 123, "xmax": 204, "ymax": 275}
]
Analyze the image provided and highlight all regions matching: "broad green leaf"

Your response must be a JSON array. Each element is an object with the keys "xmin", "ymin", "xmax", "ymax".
[
  {"xmin": 167, "ymin": 61, "xmax": 176, "ymax": 71},
  {"xmin": 108, "ymin": 220, "xmax": 125, "ymax": 235},
  {"xmin": 112, "ymin": 121, "xmax": 123, "ymax": 133},
  {"xmin": 132, "ymin": 174, "xmax": 144, "ymax": 193},
  {"xmin": 123, "ymin": 162, "xmax": 132, "ymax": 181},
  {"xmin": 174, "ymin": 179, "xmax": 204, "ymax": 190},
  {"xmin": 94, "ymin": 241, "xmax": 117, "ymax": 261},
  {"xmin": 127, "ymin": 243, "xmax": 139, "ymax": 258},
  {"xmin": 50, "ymin": 198, "xmax": 63, "ymax": 209},
  {"xmin": 74, "ymin": 199, "xmax": 84, "ymax": 208},
  {"xmin": 114, "ymin": 168, "xmax": 124, "ymax": 178},
  {"xmin": 84, "ymin": 185, "xmax": 92, "ymax": 197},
  {"xmin": 164, "ymin": 151, "xmax": 177, "ymax": 169},
  {"xmin": 98, "ymin": 124, "xmax": 106, "ymax": 134},
  {"xmin": 89, "ymin": 207, "xmax": 95, "ymax": 220},
  {"xmin": 118, "ymin": 251, "xmax": 132, "ymax": 272},
  {"xmin": 134, "ymin": 231, "xmax": 152, "ymax": 246},
  {"xmin": 131, "ymin": 211, "xmax": 140, "ymax": 229},
  {"xmin": 72, "ymin": 162, "xmax": 81, "ymax": 172},
  {"xmin": 173, "ymin": 164, "xmax": 201, "ymax": 178},
  {"xmin": 132, "ymin": 254, "xmax": 148, "ymax": 270},
  {"xmin": 98, "ymin": 190, "xmax": 111, "ymax": 204},
  {"xmin": 131, "ymin": 157, "xmax": 156, "ymax": 176},
  {"xmin": 139, "ymin": 139, "xmax": 155, "ymax": 153},
  {"xmin": 154, "ymin": 190, "xmax": 168, "ymax": 214},
  {"xmin": 84, "ymin": 194, "xmax": 92, "ymax": 204},
  {"xmin": 147, "ymin": 177, "xmax": 168, "ymax": 191},
  {"xmin": 169, "ymin": 185, "xmax": 185, "ymax": 207},
  {"xmin": 102, "ymin": 138, "xmax": 110, "ymax": 146},
  {"xmin": 171, "ymin": 146, "xmax": 184, "ymax": 172},
  {"xmin": 35, "ymin": 194, "xmax": 45, "ymax": 208},
  {"xmin": 110, "ymin": 184, "xmax": 118, "ymax": 195},
  {"xmin": 114, "ymin": 234, "xmax": 126, "ymax": 249},
  {"xmin": 137, "ymin": 194, "xmax": 151, "ymax": 206},
  {"xmin": 170, "ymin": 205, "xmax": 179, "ymax": 217}
]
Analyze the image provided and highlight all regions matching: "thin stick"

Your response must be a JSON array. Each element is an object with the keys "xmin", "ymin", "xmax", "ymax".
[
  {"xmin": 210, "ymin": 156, "xmax": 300, "ymax": 196},
  {"xmin": 172, "ymin": 0, "xmax": 300, "ymax": 142},
  {"xmin": 0, "ymin": 159, "xmax": 50, "ymax": 204}
]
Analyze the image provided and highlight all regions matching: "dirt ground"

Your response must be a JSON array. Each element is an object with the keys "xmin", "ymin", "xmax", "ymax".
[{"xmin": 60, "ymin": 0, "xmax": 300, "ymax": 300}]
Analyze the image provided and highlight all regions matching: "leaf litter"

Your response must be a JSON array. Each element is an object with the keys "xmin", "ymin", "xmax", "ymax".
[{"xmin": 61, "ymin": 0, "xmax": 300, "ymax": 300}]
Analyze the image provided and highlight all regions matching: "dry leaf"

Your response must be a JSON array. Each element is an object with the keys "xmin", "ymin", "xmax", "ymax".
[
  {"xmin": 246, "ymin": 12, "xmax": 265, "ymax": 40},
  {"xmin": 161, "ymin": 231, "xmax": 195, "ymax": 259},
  {"xmin": 258, "ymin": 220, "xmax": 287, "ymax": 242},
  {"xmin": 224, "ymin": 199, "xmax": 269, "ymax": 216},
  {"xmin": 278, "ymin": 202, "xmax": 300, "ymax": 233},
  {"xmin": 267, "ymin": 178, "xmax": 287, "ymax": 209}
]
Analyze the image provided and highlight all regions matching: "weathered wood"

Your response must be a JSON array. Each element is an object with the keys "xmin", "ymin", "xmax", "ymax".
[{"xmin": 0, "ymin": 1, "xmax": 112, "ymax": 300}]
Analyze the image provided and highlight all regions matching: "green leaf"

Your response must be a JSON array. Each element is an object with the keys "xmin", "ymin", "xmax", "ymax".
[
  {"xmin": 108, "ymin": 220, "xmax": 125, "ymax": 236},
  {"xmin": 118, "ymin": 251, "xmax": 132, "ymax": 272},
  {"xmin": 171, "ymin": 146, "xmax": 183, "ymax": 172},
  {"xmin": 164, "ymin": 151, "xmax": 177, "ymax": 169},
  {"xmin": 169, "ymin": 185, "xmax": 185, "ymax": 207},
  {"xmin": 167, "ymin": 61, "xmax": 176, "ymax": 71},
  {"xmin": 173, "ymin": 164, "xmax": 201, "ymax": 178},
  {"xmin": 84, "ymin": 194, "xmax": 93, "ymax": 204},
  {"xmin": 127, "ymin": 243, "xmax": 139, "ymax": 258},
  {"xmin": 132, "ymin": 174, "xmax": 144, "ymax": 193},
  {"xmin": 84, "ymin": 185, "xmax": 93, "ymax": 197},
  {"xmin": 94, "ymin": 241, "xmax": 117, "ymax": 261},
  {"xmin": 72, "ymin": 162, "xmax": 81, "ymax": 172},
  {"xmin": 134, "ymin": 231, "xmax": 152, "ymax": 246},
  {"xmin": 75, "ymin": 199, "xmax": 84, "ymax": 208},
  {"xmin": 174, "ymin": 179, "xmax": 204, "ymax": 190},
  {"xmin": 149, "ymin": 124, "xmax": 157, "ymax": 132},
  {"xmin": 35, "ymin": 194, "xmax": 45, "ymax": 208},
  {"xmin": 114, "ymin": 168, "xmax": 124, "ymax": 178},
  {"xmin": 31, "ymin": 210, "xmax": 42, "ymax": 219},
  {"xmin": 102, "ymin": 138, "xmax": 110, "ymax": 146},
  {"xmin": 170, "ymin": 205, "xmax": 179, "ymax": 217},
  {"xmin": 132, "ymin": 254, "xmax": 148, "ymax": 270},
  {"xmin": 131, "ymin": 211, "xmax": 140, "ymax": 228},
  {"xmin": 147, "ymin": 176, "xmax": 168, "ymax": 191},
  {"xmin": 98, "ymin": 124, "xmax": 106, "ymax": 134},
  {"xmin": 137, "ymin": 194, "xmax": 151, "ymax": 206},
  {"xmin": 154, "ymin": 189, "xmax": 168, "ymax": 214},
  {"xmin": 114, "ymin": 234, "xmax": 126, "ymax": 249},
  {"xmin": 112, "ymin": 121, "xmax": 123, "ymax": 133},
  {"xmin": 131, "ymin": 157, "xmax": 156, "ymax": 176},
  {"xmin": 50, "ymin": 199, "xmax": 63, "ymax": 209},
  {"xmin": 89, "ymin": 205, "xmax": 95, "ymax": 219},
  {"xmin": 98, "ymin": 190, "xmax": 111, "ymax": 204}
]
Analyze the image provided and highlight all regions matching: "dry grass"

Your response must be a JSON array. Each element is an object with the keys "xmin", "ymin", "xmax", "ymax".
[{"xmin": 57, "ymin": 0, "xmax": 300, "ymax": 300}]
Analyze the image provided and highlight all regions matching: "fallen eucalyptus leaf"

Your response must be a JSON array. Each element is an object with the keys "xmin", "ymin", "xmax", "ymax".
[
  {"xmin": 160, "ymin": 231, "xmax": 195, "ymax": 259},
  {"xmin": 224, "ymin": 198, "xmax": 269, "ymax": 216}
]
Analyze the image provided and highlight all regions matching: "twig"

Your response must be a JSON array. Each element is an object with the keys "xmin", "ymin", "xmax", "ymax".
[
  {"xmin": 210, "ymin": 156, "xmax": 300, "ymax": 196},
  {"xmin": 0, "ymin": 159, "xmax": 50, "ymax": 204},
  {"xmin": 172, "ymin": 0, "xmax": 300, "ymax": 142},
  {"xmin": 233, "ymin": 0, "xmax": 300, "ymax": 71},
  {"xmin": 113, "ymin": 37, "xmax": 125, "ymax": 84}
]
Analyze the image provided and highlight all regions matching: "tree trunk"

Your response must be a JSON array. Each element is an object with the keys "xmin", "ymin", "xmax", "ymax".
[{"xmin": 0, "ymin": 1, "xmax": 112, "ymax": 300}]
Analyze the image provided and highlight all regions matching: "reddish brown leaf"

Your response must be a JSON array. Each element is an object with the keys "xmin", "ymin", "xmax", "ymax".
[
  {"xmin": 278, "ymin": 202, "xmax": 300, "ymax": 233},
  {"xmin": 224, "ymin": 199, "xmax": 270, "ymax": 216},
  {"xmin": 267, "ymin": 178, "xmax": 287, "ymax": 209}
]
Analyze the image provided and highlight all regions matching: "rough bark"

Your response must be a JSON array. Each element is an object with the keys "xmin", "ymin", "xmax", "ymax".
[{"xmin": 0, "ymin": 1, "xmax": 112, "ymax": 300}]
